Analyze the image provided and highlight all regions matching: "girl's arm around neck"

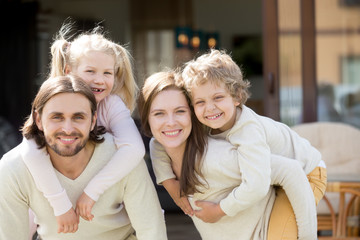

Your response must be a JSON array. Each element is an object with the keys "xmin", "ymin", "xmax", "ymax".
[{"xmin": 84, "ymin": 95, "xmax": 145, "ymax": 201}]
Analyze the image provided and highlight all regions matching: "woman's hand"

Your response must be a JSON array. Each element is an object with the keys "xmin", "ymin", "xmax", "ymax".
[
  {"xmin": 56, "ymin": 208, "xmax": 79, "ymax": 233},
  {"xmin": 194, "ymin": 201, "xmax": 226, "ymax": 223},
  {"xmin": 75, "ymin": 192, "xmax": 95, "ymax": 221},
  {"xmin": 162, "ymin": 179, "xmax": 194, "ymax": 216}
]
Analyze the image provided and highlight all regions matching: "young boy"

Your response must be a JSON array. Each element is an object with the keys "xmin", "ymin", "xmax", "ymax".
[{"xmin": 152, "ymin": 49, "xmax": 327, "ymax": 240}]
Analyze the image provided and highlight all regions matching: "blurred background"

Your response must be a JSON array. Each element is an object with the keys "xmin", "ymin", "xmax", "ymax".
[{"xmin": 1, "ymin": 0, "xmax": 360, "ymax": 237}]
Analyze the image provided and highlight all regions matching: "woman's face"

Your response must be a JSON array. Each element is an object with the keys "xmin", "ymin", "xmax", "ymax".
[
  {"xmin": 148, "ymin": 89, "xmax": 192, "ymax": 152},
  {"xmin": 71, "ymin": 51, "xmax": 115, "ymax": 104}
]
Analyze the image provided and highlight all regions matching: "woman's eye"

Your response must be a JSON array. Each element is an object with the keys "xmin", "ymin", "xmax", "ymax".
[{"xmin": 153, "ymin": 112, "xmax": 164, "ymax": 116}]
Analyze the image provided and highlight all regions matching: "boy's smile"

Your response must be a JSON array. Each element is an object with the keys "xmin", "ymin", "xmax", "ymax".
[{"xmin": 192, "ymin": 81, "xmax": 240, "ymax": 133}]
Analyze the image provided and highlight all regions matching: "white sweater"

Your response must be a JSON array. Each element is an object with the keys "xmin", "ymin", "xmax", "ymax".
[
  {"xmin": 151, "ymin": 137, "xmax": 275, "ymax": 240},
  {"xmin": 151, "ymin": 105, "xmax": 321, "ymax": 240},
  {"xmin": 20, "ymin": 95, "xmax": 145, "ymax": 216},
  {"xmin": 0, "ymin": 133, "xmax": 167, "ymax": 240}
]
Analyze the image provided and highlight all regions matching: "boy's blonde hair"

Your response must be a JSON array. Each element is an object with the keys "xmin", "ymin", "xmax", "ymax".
[
  {"xmin": 49, "ymin": 22, "xmax": 138, "ymax": 112},
  {"xmin": 182, "ymin": 49, "xmax": 250, "ymax": 106}
]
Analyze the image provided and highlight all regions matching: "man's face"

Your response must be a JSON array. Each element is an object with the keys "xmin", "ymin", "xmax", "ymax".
[{"xmin": 35, "ymin": 93, "xmax": 96, "ymax": 157}]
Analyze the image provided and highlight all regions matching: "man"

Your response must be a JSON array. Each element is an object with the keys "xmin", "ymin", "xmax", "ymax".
[{"xmin": 0, "ymin": 76, "xmax": 167, "ymax": 240}]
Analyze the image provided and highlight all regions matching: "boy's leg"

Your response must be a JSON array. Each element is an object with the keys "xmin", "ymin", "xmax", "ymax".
[
  {"xmin": 307, "ymin": 166, "xmax": 327, "ymax": 205},
  {"xmin": 267, "ymin": 187, "xmax": 297, "ymax": 240}
]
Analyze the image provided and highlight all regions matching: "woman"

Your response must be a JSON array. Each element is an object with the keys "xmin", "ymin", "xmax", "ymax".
[{"xmin": 137, "ymin": 70, "xmax": 276, "ymax": 239}]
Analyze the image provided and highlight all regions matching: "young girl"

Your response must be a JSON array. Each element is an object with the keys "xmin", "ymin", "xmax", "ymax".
[
  {"xmin": 138, "ymin": 70, "xmax": 314, "ymax": 239},
  {"xmin": 22, "ymin": 23, "xmax": 145, "ymax": 234},
  {"xmin": 150, "ymin": 51, "xmax": 327, "ymax": 240}
]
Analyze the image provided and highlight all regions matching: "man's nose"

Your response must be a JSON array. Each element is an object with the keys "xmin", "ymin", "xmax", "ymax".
[{"xmin": 62, "ymin": 120, "xmax": 74, "ymax": 134}]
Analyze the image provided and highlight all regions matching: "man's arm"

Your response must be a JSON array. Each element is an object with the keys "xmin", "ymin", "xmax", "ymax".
[
  {"xmin": 0, "ymin": 156, "xmax": 30, "ymax": 240},
  {"xmin": 122, "ymin": 161, "xmax": 167, "ymax": 240}
]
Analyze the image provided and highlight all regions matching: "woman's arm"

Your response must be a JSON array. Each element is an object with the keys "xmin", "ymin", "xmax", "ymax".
[{"xmin": 150, "ymin": 138, "xmax": 193, "ymax": 215}]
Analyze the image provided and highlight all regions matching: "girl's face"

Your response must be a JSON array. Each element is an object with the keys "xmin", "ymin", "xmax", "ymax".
[
  {"xmin": 192, "ymin": 81, "xmax": 240, "ymax": 133},
  {"xmin": 72, "ymin": 51, "xmax": 115, "ymax": 103},
  {"xmin": 148, "ymin": 89, "xmax": 192, "ymax": 153}
]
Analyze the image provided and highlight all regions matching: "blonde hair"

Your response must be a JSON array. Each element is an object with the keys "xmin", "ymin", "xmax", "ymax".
[
  {"xmin": 49, "ymin": 23, "xmax": 138, "ymax": 112},
  {"xmin": 182, "ymin": 49, "xmax": 251, "ymax": 105}
]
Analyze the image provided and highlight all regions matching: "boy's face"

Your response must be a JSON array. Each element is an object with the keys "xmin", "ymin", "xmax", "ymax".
[{"xmin": 191, "ymin": 81, "xmax": 240, "ymax": 133}]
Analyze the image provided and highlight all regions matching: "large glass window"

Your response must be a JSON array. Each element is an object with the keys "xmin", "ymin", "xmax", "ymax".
[{"xmin": 316, "ymin": 0, "xmax": 360, "ymax": 128}]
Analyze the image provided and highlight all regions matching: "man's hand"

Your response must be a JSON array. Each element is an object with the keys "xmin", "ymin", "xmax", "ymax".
[
  {"xmin": 76, "ymin": 192, "xmax": 95, "ymax": 221},
  {"xmin": 162, "ymin": 179, "xmax": 194, "ymax": 216},
  {"xmin": 194, "ymin": 201, "xmax": 226, "ymax": 223},
  {"xmin": 56, "ymin": 208, "xmax": 79, "ymax": 233}
]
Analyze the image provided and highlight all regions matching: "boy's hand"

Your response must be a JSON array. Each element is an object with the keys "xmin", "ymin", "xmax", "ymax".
[
  {"xmin": 194, "ymin": 201, "xmax": 226, "ymax": 223},
  {"xmin": 56, "ymin": 208, "xmax": 79, "ymax": 233},
  {"xmin": 163, "ymin": 179, "xmax": 194, "ymax": 216},
  {"xmin": 76, "ymin": 192, "xmax": 95, "ymax": 221}
]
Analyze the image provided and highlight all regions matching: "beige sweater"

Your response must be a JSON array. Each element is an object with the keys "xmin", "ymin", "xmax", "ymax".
[
  {"xmin": 151, "ymin": 105, "xmax": 320, "ymax": 240},
  {"xmin": 151, "ymin": 137, "xmax": 275, "ymax": 240},
  {"xmin": 0, "ymin": 133, "xmax": 167, "ymax": 240}
]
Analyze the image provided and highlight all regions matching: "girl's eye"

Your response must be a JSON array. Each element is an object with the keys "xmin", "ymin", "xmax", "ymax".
[
  {"xmin": 195, "ymin": 101, "xmax": 204, "ymax": 105},
  {"xmin": 86, "ymin": 70, "xmax": 94, "ymax": 73},
  {"xmin": 215, "ymin": 96, "xmax": 224, "ymax": 100},
  {"xmin": 104, "ymin": 72, "xmax": 113, "ymax": 75},
  {"xmin": 176, "ymin": 110, "xmax": 186, "ymax": 114}
]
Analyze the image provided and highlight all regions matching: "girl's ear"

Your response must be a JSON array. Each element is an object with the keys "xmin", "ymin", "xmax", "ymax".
[{"xmin": 64, "ymin": 65, "xmax": 71, "ymax": 74}]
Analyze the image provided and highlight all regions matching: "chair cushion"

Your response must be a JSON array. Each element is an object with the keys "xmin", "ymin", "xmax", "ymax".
[{"xmin": 292, "ymin": 122, "xmax": 360, "ymax": 214}]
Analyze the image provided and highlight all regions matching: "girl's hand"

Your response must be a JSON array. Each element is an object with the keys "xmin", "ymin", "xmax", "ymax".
[
  {"xmin": 75, "ymin": 192, "xmax": 95, "ymax": 221},
  {"xmin": 56, "ymin": 208, "xmax": 79, "ymax": 233},
  {"xmin": 194, "ymin": 201, "xmax": 226, "ymax": 223}
]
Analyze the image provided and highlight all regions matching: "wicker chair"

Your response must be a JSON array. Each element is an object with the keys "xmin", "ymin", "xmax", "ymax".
[{"xmin": 292, "ymin": 122, "xmax": 360, "ymax": 238}]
